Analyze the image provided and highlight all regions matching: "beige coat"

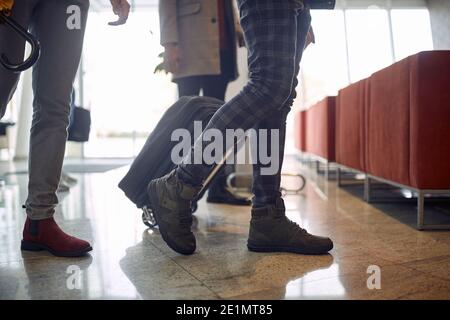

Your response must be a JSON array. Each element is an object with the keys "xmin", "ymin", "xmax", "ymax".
[{"xmin": 159, "ymin": 0, "xmax": 241, "ymax": 81}]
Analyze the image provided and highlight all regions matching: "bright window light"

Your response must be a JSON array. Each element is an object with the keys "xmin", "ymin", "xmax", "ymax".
[
  {"xmin": 298, "ymin": 10, "xmax": 349, "ymax": 109},
  {"xmin": 391, "ymin": 9, "xmax": 434, "ymax": 61},
  {"xmin": 82, "ymin": 10, "xmax": 177, "ymax": 158},
  {"xmin": 78, "ymin": 5, "xmax": 435, "ymax": 158},
  {"xmin": 345, "ymin": 8, "xmax": 393, "ymax": 83}
]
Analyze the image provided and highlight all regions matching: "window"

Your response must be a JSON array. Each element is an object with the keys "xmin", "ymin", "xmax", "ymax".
[
  {"xmin": 391, "ymin": 9, "xmax": 433, "ymax": 61},
  {"xmin": 296, "ymin": 4, "xmax": 433, "ymax": 109},
  {"xmin": 345, "ymin": 8, "xmax": 394, "ymax": 82},
  {"xmin": 77, "ymin": 3, "xmax": 434, "ymax": 158},
  {"xmin": 298, "ymin": 10, "xmax": 349, "ymax": 109},
  {"xmin": 287, "ymin": 3, "xmax": 433, "ymax": 155},
  {"xmin": 81, "ymin": 10, "xmax": 177, "ymax": 158}
]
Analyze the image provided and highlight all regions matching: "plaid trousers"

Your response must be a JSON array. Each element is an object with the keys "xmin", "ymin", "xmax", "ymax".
[{"xmin": 178, "ymin": 0, "xmax": 312, "ymax": 207}]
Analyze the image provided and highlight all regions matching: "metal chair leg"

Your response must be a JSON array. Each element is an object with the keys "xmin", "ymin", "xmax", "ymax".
[
  {"xmin": 337, "ymin": 167, "xmax": 341, "ymax": 187},
  {"xmin": 364, "ymin": 175, "xmax": 371, "ymax": 202},
  {"xmin": 417, "ymin": 191, "xmax": 425, "ymax": 230}
]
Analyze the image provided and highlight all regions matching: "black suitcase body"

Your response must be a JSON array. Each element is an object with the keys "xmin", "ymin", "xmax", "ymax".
[{"xmin": 118, "ymin": 96, "xmax": 223, "ymax": 211}]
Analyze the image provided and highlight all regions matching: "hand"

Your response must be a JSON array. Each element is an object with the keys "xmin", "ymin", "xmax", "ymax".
[
  {"xmin": 108, "ymin": 0, "xmax": 130, "ymax": 26},
  {"xmin": 164, "ymin": 44, "xmax": 181, "ymax": 74}
]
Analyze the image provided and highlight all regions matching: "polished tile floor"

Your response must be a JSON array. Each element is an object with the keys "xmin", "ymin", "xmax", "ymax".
[{"xmin": 1, "ymin": 157, "xmax": 450, "ymax": 300}]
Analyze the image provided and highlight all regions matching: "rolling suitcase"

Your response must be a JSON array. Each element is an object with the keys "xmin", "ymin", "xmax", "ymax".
[{"xmin": 118, "ymin": 96, "xmax": 226, "ymax": 227}]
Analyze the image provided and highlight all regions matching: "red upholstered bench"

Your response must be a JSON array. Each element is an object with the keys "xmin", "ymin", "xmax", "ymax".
[
  {"xmin": 336, "ymin": 78, "xmax": 369, "ymax": 185},
  {"xmin": 305, "ymin": 96, "xmax": 336, "ymax": 162},
  {"xmin": 302, "ymin": 96, "xmax": 337, "ymax": 179},
  {"xmin": 366, "ymin": 51, "xmax": 450, "ymax": 229},
  {"xmin": 294, "ymin": 110, "xmax": 307, "ymax": 153},
  {"xmin": 409, "ymin": 51, "xmax": 450, "ymax": 191}
]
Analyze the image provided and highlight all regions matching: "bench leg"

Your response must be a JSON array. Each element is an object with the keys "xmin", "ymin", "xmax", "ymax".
[
  {"xmin": 417, "ymin": 191, "xmax": 425, "ymax": 230},
  {"xmin": 337, "ymin": 167, "xmax": 341, "ymax": 187},
  {"xmin": 364, "ymin": 175, "xmax": 371, "ymax": 202}
]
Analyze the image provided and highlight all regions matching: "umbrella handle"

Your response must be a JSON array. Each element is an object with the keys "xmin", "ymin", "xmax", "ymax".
[{"xmin": 0, "ymin": 11, "xmax": 41, "ymax": 73}]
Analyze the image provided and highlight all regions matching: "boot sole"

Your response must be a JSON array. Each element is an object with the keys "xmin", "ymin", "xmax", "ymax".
[
  {"xmin": 21, "ymin": 240, "xmax": 92, "ymax": 258},
  {"xmin": 247, "ymin": 243, "xmax": 333, "ymax": 255},
  {"xmin": 147, "ymin": 181, "xmax": 195, "ymax": 255}
]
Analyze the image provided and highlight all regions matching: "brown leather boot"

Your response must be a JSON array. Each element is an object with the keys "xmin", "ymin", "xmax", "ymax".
[{"xmin": 248, "ymin": 198, "xmax": 333, "ymax": 255}]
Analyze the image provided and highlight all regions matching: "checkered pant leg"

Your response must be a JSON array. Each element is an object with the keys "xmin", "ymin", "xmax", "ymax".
[{"xmin": 177, "ymin": 0, "xmax": 311, "ymax": 207}]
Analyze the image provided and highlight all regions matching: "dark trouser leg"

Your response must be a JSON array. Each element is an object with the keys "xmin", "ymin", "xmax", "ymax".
[
  {"xmin": 148, "ymin": 1, "xmax": 332, "ymax": 255},
  {"xmin": 201, "ymin": 75, "xmax": 229, "ymax": 101},
  {"xmin": 177, "ymin": 74, "xmax": 230, "ymax": 196},
  {"xmin": 251, "ymin": 108, "xmax": 289, "ymax": 207},
  {"xmin": 200, "ymin": 57, "xmax": 232, "ymax": 196},
  {"xmin": 25, "ymin": 0, "xmax": 89, "ymax": 219},
  {"xmin": 176, "ymin": 76, "xmax": 201, "ymax": 98},
  {"xmin": 251, "ymin": 6, "xmax": 311, "ymax": 207},
  {"xmin": 201, "ymin": 50, "xmax": 233, "ymax": 101},
  {"xmin": 177, "ymin": 62, "xmax": 234, "ymax": 199},
  {"xmin": 177, "ymin": 0, "xmax": 305, "ymax": 189}
]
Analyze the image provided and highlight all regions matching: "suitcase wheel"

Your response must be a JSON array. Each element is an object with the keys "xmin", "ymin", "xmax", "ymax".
[{"xmin": 142, "ymin": 205, "xmax": 157, "ymax": 228}]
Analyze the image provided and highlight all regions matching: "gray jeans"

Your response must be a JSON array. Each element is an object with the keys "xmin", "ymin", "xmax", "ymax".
[{"xmin": 0, "ymin": 0, "xmax": 89, "ymax": 219}]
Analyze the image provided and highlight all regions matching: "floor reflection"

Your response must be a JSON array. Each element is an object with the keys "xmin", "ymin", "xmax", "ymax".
[
  {"xmin": 119, "ymin": 230, "xmax": 216, "ymax": 300},
  {"xmin": 1, "ymin": 157, "xmax": 450, "ymax": 299},
  {"xmin": 22, "ymin": 254, "xmax": 93, "ymax": 300},
  {"xmin": 285, "ymin": 264, "xmax": 346, "ymax": 299}
]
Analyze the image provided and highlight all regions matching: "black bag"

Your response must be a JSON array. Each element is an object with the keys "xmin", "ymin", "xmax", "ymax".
[
  {"xmin": 68, "ymin": 106, "xmax": 91, "ymax": 142},
  {"xmin": 306, "ymin": 0, "xmax": 336, "ymax": 10},
  {"xmin": 118, "ymin": 96, "xmax": 223, "ymax": 209},
  {"xmin": 0, "ymin": 121, "xmax": 15, "ymax": 136}
]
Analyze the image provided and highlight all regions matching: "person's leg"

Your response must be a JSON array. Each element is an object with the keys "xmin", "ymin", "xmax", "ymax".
[
  {"xmin": 176, "ymin": 0, "xmax": 304, "ymax": 186},
  {"xmin": 176, "ymin": 76, "xmax": 202, "ymax": 98},
  {"xmin": 247, "ymin": 6, "xmax": 332, "ymax": 254},
  {"xmin": 0, "ymin": 0, "xmax": 37, "ymax": 119},
  {"xmin": 201, "ymin": 68, "xmax": 250, "ymax": 205},
  {"xmin": 251, "ymin": 5, "xmax": 312, "ymax": 208},
  {"xmin": 147, "ymin": 0, "xmax": 309, "ymax": 255},
  {"xmin": 250, "ymin": 108, "xmax": 289, "ymax": 207},
  {"xmin": 26, "ymin": 0, "xmax": 89, "ymax": 219},
  {"xmin": 206, "ymin": 162, "xmax": 251, "ymax": 205},
  {"xmin": 201, "ymin": 75, "xmax": 228, "ymax": 101},
  {"xmin": 21, "ymin": 0, "xmax": 92, "ymax": 257},
  {"xmin": 148, "ymin": 0, "xmax": 333, "ymax": 256}
]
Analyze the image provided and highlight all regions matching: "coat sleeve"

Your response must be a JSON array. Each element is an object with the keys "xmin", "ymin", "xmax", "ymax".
[{"xmin": 159, "ymin": 0, "xmax": 178, "ymax": 46}]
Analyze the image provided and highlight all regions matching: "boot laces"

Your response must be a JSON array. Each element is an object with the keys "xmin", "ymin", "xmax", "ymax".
[{"xmin": 285, "ymin": 218, "xmax": 308, "ymax": 235}]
